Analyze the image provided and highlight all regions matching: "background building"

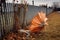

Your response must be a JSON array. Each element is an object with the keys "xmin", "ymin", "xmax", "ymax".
[{"xmin": 53, "ymin": 2, "xmax": 60, "ymax": 8}]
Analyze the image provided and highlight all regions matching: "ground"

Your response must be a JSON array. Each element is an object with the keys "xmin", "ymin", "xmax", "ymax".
[
  {"xmin": 3, "ymin": 11, "xmax": 60, "ymax": 40},
  {"xmin": 33, "ymin": 11, "xmax": 60, "ymax": 40}
]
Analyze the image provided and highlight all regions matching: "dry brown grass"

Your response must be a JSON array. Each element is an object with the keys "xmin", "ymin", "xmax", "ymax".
[
  {"xmin": 3, "ymin": 12, "xmax": 60, "ymax": 40},
  {"xmin": 45, "ymin": 12, "xmax": 60, "ymax": 32},
  {"xmin": 36, "ymin": 12, "xmax": 60, "ymax": 40}
]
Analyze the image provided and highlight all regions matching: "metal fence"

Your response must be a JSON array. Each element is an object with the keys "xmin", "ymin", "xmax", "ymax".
[{"xmin": 0, "ymin": 3, "xmax": 15, "ymax": 38}]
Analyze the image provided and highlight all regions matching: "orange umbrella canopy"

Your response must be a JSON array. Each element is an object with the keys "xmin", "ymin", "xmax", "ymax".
[{"xmin": 29, "ymin": 11, "xmax": 48, "ymax": 32}]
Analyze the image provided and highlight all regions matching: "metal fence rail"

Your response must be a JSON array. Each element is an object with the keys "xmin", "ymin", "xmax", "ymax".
[
  {"xmin": 0, "ymin": 3, "xmax": 15, "ymax": 38},
  {"xmin": 0, "ymin": 3, "xmax": 27, "ymax": 37}
]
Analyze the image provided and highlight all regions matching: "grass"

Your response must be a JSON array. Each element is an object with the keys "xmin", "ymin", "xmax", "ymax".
[
  {"xmin": 36, "ymin": 12, "xmax": 60, "ymax": 40},
  {"xmin": 3, "ymin": 12, "xmax": 60, "ymax": 40}
]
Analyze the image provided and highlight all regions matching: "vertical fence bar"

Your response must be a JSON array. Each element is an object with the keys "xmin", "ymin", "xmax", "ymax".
[
  {"xmin": 0, "ymin": 2, "xmax": 16, "ymax": 38},
  {"xmin": 0, "ymin": 2, "xmax": 6, "ymax": 39}
]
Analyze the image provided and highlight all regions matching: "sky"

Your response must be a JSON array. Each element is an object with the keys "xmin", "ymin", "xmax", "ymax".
[{"xmin": 6, "ymin": 0, "xmax": 60, "ymax": 7}]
